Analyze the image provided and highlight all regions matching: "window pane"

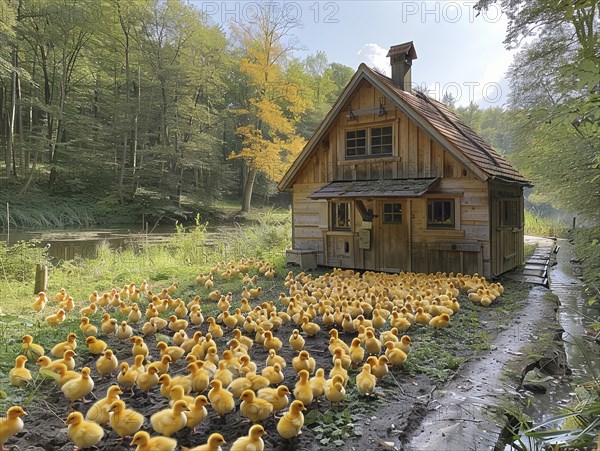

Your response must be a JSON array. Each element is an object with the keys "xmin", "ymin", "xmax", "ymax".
[
  {"xmin": 383, "ymin": 203, "xmax": 402, "ymax": 223},
  {"xmin": 371, "ymin": 126, "xmax": 393, "ymax": 156},
  {"xmin": 427, "ymin": 199, "xmax": 455, "ymax": 227},
  {"xmin": 332, "ymin": 202, "xmax": 351, "ymax": 230}
]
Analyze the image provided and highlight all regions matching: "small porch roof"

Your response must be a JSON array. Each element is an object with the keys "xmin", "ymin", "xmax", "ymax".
[{"xmin": 310, "ymin": 178, "xmax": 439, "ymax": 199}]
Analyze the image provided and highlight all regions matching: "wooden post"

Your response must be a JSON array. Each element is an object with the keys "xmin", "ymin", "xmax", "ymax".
[
  {"xmin": 34, "ymin": 264, "xmax": 48, "ymax": 294},
  {"xmin": 572, "ymin": 217, "xmax": 576, "ymax": 230},
  {"xmin": 6, "ymin": 202, "xmax": 9, "ymax": 243}
]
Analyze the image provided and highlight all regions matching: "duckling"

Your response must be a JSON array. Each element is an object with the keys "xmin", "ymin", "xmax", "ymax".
[
  {"xmin": 9, "ymin": 355, "xmax": 32, "ymax": 387},
  {"xmin": 185, "ymin": 433, "xmax": 226, "ymax": 451},
  {"xmin": 240, "ymin": 389, "xmax": 273, "ymax": 423},
  {"xmin": 131, "ymin": 336, "xmax": 149, "ymax": 360},
  {"xmin": 262, "ymin": 330, "xmax": 282, "ymax": 352},
  {"xmin": 328, "ymin": 359, "xmax": 349, "ymax": 386},
  {"xmin": 208, "ymin": 289, "xmax": 221, "ymax": 302},
  {"xmin": 45, "ymin": 308, "xmax": 66, "ymax": 325},
  {"xmin": 292, "ymin": 350, "xmax": 316, "ymax": 375},
  {"xmin": 185, "ymin": 395, "xmax": 209, "ymax": 431},
  {"xmin": 300, "ymin": 316, "xmax": 320, "ymax": 337},
  {"xmin": 109, "ymin": 400, "xmax": 144, "ymax": 438},
  {"xmin": 213, "ymin": 361, "xmax": 234, "ymax": 388},
  {"xmin": 247, "ymin": 372, "xmax": 271, "ymax": 392},
  {"xmin": 189, "ymin": 306, "xmax": 204, "ymax": 326},
  {"xmin": 171, "ymin": 330, "xmax": 188, "ymax": 348},
  {"xmin": 168, "ymin": 315, "xmax": 188, "ymax": 333},
  {"xmin": 159, "ymin": 373, "xmax": 192, "ymax": 397},
  {"xmin": 20, "ymin": 334, "xmax": 44, "ymax": 361},
  {"xmin": 208, "ymin": 379, "xmax": 235, "ymax": 420},
  {"xmin": 257, "ymin": 385, "xmax": 290, "ymax": 413},
  {"xmin": 33, "ymin": 291, "xmax": 47, "ymax": 312},
  {"xmin": 156, "ymin": 341, "xmax": 185, "ymax": 362},
  {"xmin": 356, "ymin": 363, "xmax": 377, "ymax": 396},
  {"xmin": 187, "ymin": 362, "xmax": 210, "ymax": 393},
  {"xmin": 276, "ymin": 400, "xmax": 306, "ymax": 440},
  {"xmin": 55, "ymin": 288, "xmax": 67, "ymax": 302},
  {"xmin": 150, "ymin": 399, "xmax": 189, "ymax": 437},
  {"xmin": 266, "ymin": 349, "xmax": 286, "ymax": 369},
  {"xmin": 364, "ymin": 329, "xmax": 382, "ymax": 355},
  {"xmin": 152, "ymin": 316, "xmax": 168, "ymax": 330},
  {"xmin": 367, "ymin": 355, "xmax": 389, "ymax": 382},
  {"xmin": 332, "ymin": 347, "xmax": 352, "ymax": 370},
  {"xmin": 288, "ymin": 329, "xmax": 305, "ymax": 352},
  {"xmin": 349, "ymin": 338, "xmax": 365, "ymax": 367},
  {"xmin": 80, "ymin": 317, "xmax": 98, "ymax": 337},
  {"xmin": 429, "ymin": 313, "xmax": 451, "ymax": 328},
  {"xmin": 85, "ymin": 336, "xmax": 107, "ymax": 355},
  {"xmin": 128, "ymin": 304, "xmax": 142, "ymax": 324},
  {"xmin": 101, "ymin": 316, "xmax": 118, "ymax": 335},
  {"xmin": 328, "ymin": 329, "xmax": 350, "ymax": 354},
  {"xmin": 117, "ymin": 362, "xmax": 136, "ymax": 391},
  {"xmin": 142, "ymin": 319, "xmax": 158, "ymax": 336},
  {"xmin": 79, "ymin": 303, "xmax": 98, "ymax": 316},
  {"xmin": 384, "ymin": 341, "xmax": 408, "ymax": 366},
  {"xmin": 61, "ymin": 367, "xmax": 94, "ymax": 404},
  {"xmin": 0, "ymin": 406, "xmax": 27, "ymax": 450},
  {"xmin": 54, "ymin": 363, "xmax": 80, "ymax": 386},
  {"xmin": 116, "ymin": 321, "xmax": 133, "ymax": 340},
  {"xmin": 66, "ymin": 411, "xmax": 105, "ymax": 450},
  {"xmin": 293, "ymin": 370, "xmax": 313, "ymax": 407},
  {"xmin": 96, "ymin": 349, "xmax": 118, "ymax": 378},
  {"xmin": 261, "ymin": 363, "xmax": 284, "ymax": 386},
  {"xmin": 232, "ymin": 329, "xmax": 253, "ymax": 351},
  {"xmin": 51, "ymin": 333, "xmax": 77, "ymax": 358},
  {"xmin": 324, "ymin": 375, "xmax": 346, "ymax": 405},
  {"xmin": 85, "ymin": 385, "xmax": 122, "ymax": 425},
  {"xmin": 230, "ymin": 424, "xmax": 266, "ymax": 451},
  {"xmin": 136, "ymin": 365, "xmax": 160, "ymax": 393},
  {"xmin": 130, "ymin": 431, "xmax": 177, "ymax": 451},
  {"xmin": 207, "ymin": 317, "xmax": 223, "ymax": 339},
  {"xmin": 129, "ymin": 354, "xmax": 146, "ymax": 380},
  {"xmin": 309, "ymin": 368, "xmax": 327, "ymax": 398},
  {"xmin": 228, "ymin": 374, "xmax": 254, "ymax": 398}
]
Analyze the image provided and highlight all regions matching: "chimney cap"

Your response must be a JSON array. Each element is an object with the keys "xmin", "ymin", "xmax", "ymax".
[{"xmin": 386, "ymin": 41, "xmax": 417, "ymax": 60}]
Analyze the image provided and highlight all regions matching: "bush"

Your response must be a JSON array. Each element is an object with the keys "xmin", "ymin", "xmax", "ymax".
[{"xmin": 0, "ymin": 240, "xmax": 50, "ymax": 282}]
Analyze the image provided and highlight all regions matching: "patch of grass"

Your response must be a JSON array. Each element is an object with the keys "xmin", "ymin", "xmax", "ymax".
[{"xmin": 524, "ymin": 210, "xmax": 568, "ymax": 237}]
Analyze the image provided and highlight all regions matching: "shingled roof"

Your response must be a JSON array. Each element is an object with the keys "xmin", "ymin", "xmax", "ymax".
[{"xmin": 278, "ymin": 64, "xmax": 530, "ymax": 190}]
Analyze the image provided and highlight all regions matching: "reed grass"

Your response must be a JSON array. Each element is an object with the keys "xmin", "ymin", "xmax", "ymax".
[{"xmin": 524, "ymin": 210, "xmax": 569, "ymax": 237}]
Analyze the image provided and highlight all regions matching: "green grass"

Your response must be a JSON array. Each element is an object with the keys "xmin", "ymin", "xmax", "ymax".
[{"xmin": 524, "ymin": 210, "xmax": 568, "ymax": 237}]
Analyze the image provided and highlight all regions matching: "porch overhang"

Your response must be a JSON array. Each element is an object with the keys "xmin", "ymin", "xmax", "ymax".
[{"xmin": 309, "ymin": 178, "xmax": 439, "ymax": 199}]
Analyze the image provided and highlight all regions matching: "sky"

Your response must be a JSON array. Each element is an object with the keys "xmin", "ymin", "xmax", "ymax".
[{"xmin": 194, "ymin": 1, "xmax": 516, "ymax": 108}]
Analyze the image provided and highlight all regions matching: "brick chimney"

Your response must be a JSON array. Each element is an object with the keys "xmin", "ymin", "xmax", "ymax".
[{"xmin": 386, "ymin": 42, "xmax": 417, "ymax": 92}]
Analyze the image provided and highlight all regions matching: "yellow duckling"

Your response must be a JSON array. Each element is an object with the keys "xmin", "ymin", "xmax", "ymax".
[
  {"xmin": 240, "ymin": 389, "xmax": 273, "ymax": 423},
  {"xmin": 9, "ymin": 355, "xmax": 32, "ymax": 387},
  {"xmin": 148, "ymin": 354, "xmax": 172, "ymax": 376},
  {"xmin": 61, "ymin": 367, "xmax": 94, "ymax": 404},
  {"xmin": 349, "ymin": 338, "xmax": 365, "ymax": 367},
  {"xmin": 150, "ymin": 399, "xmax": 189, "ymax": 437},
  {"xmin": 142, "ymin": 319, "xmax": 158, "ymax": 336},
  {"xmin": 261, "ymin": 363, "xmax": 284, "ymax": 386},
  {"xmin": 116, "ymin": 321, "xmax": 133, "ymax": 340},
  {"xmin": 397, "ymin": 335, "xmax": 412, "ymax": 354},
  {"xmin": 85, "ymin": 336, "xmax": 107, "ymax": 355},
  {"xmin": 85, "ymin": 385, "xmax": 123, "ymax": 425},
  {"xmin": 206, "ymin": 316, "xmax": 223, "ymax": 339},
  {"xmin": 51, "ymin": 332, "xmax": 77, "ymax": 358},
  {"xmin": 185, "ymin": 395, "xmax": 209, "ymax": 432},
  {"xmin": 109, "ymin": 400, "xmax": 144, "ymax": 438},
  {"xmin": 257, "ymin": 385, "xmax": 290, "ymax": 413},
  {"xmin": 130, "ymin": 336, "xmax": 149, "ymax": 360},
  {"xmin": 292, "ymin": 350, "xmax": 316, "ymax": 375},
  {"xmin": 277, "ymin": 400, "xmax": 306, "ymax": 440},
  {"xmin": 172, "ymin": 329, "xmax": 188, "ymax": 347},
  {"xmin": 45, "ymin": 308, "xmax": 66, "ymax": 325},
  {"xmin": 208, "ymin": 379, "xmax": 235, "ymax": 419},
  {"xmin": 293, "ymin": 370, "xmax": 313, "ymax": 407},
  {"xmin": 136, "ymin": 365, "xmax": 160, "ymax": 393},
  {"xmin": 266, "ymin": 348, "xmax": 286, "ymax": 369},
  {"xmin": 328, "ymin": 329, "xmax": 350, "ymax": 354},
  {"xmin": 356, "ymin": 363, "xmax": 377, "ymax": 396},
  {"xmin": 230, "ymin": 424, "xmax": 266, "ymax": 451},
  {"xmin": 130, "ymin": 431, "xmax": 177, "ymax": 451},
  {"xmin": 213, "ymin": 361, "xmax": 234, "ymax": 387},
  {"xmin": 129, "ymin": 354, "xmax": 146, "ymax": 380},
  {"xmin": 187, "ymin": 362, "xmax": 210, "ymax": 393},
  {"xmin": 168, "ymin": 315, "xmax": 188, "ymax": 333},
  {"xmin": 0, "ymin": 406, "xmax": 27, "ymax": 450},
  {"xmin": 185, "ymin": 433, "xmax": 226, "ymax": 451},
  {"xmin": 54, "ymin": 288, "xmax": 67, "ymax": 302},
  {"xmin": 324, "ymin": 375, "xmax": 346, "ymax": 405},
  {"xmin": 328, "ymin": 359, "xmax": 349, "ymax": 386},
  {"xmin": 367, "ymin": 355, "xmax": 389, "ymax": 382},
  {"xmin": 128, "ymin": 304, "xmax": 142, "ymax": 324},
  {"xmin": 33, "ymin": 291, "xmax": 47, "ymax": 312},
  {"xmin": 288, "ymin": 329, "xmax": 305, "ymax": 352},
  {"xmin": 332, "ymin": 347, "xmax": 352, "ymax": 370},
  {"xmin": 20, "ymin": 334, "xmax": 44, "ymax": 361},
  {"xmin": 364, "ymin": 329, "xmax": 382, "ymax": 355},
  {"xmin": 157, "ymin": 341, "xmax": 185, "ymax": 362},
  {"xmin": 80, "ymin": 317, "xmax": 98, "ymax": 337},
  {"xmin": 262, "ymin": 330, "xmax": 282, "ymax": 352},
  {"xmin": 232, "ymin": 329, "xmax": 253, "ymax": 351},
  {"xmin": 117, "ymin": 362, "xmax": 136, "ymax": 391},
  {"xmin": 58, "ymin": 295, "xmax": 75, "ymax": 312},
  {"xmin": 54, "ymin": 363, "xmax": 80, "ymax": 386},
  {"xmin": 300, "ymin": 316, "xmax": 320, "ymax": 337},
  {"xmin": 384, "ymin": 341, "xmax": 408, "ymax": 366},
  {"xmin": 101, "ymin": 316, "xmax": 118, "ymax": 336},
  {"xmin": 168, "ymin": 385, "xmax": 194, "ymax": 406},
  {"xmin": 429, "ymin": 313, "xmax": 451, "ymax": 328},
  {"xmin": 96, "ymin": 349, "xmax": 118, "ymax": 378},
  {"xmin": 66, "ymin": 411, "xmax": 104, "ymax": 450},
  {"xmin": 309, "ymin": 368, "xmax": 327, "ymax": 398},
  {"xmin": 79, "ymin": 303, "xmax": 98, "ymax": 316}
]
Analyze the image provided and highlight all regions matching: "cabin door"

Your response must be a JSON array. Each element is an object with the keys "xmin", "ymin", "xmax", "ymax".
[
  {"xmin": 377, "ymin": 200, "xmax": 408, "ymax": 272},
  {"xmin": 496, "ymin": 198, "xmax": 521, "ymax": 274}
]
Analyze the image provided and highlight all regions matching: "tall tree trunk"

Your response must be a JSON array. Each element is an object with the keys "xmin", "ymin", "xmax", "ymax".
[
  {"xmin": 117, "ymin": 3, "xmax": 131, "ymax": 205},
  {"xmin": 6, "ymin": 48, "xmax": 17, "ymax": 177},
  {"xmin": 241, "ymin": 166, "xmax": 257, "ymax": 212}
]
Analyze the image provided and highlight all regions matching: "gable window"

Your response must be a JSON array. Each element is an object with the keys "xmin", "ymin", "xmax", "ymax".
[
  {"xmin": 331, "ymin": 202, "xmax": 351, "ymax": 230},
  {"xmin": 345, "ymin": 125, "xmax": 393, "ymax": 159},
  {"xmin": 383, "ymin": 203, "xmax": 402, "ymax": 224},
  {"xmin": 427, "ymin": 199, "xmax": 455, "ymax": 228}
]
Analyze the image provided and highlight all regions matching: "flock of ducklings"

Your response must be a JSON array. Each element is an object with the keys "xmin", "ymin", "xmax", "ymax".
[{"xmin": 2, "ymin": 258, "xmax": 504, "ymax": 451}]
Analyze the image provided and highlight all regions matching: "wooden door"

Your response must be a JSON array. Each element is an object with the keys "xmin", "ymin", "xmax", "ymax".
[
  {"xmin": 377, "ymin": 200, "xmax": 408, "ymax": 272},
  {"xmin": 496, "ymin": 198, "xmax": 520, "ymax": 274}
]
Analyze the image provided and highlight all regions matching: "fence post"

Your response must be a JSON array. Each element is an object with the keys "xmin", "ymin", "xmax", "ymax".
[
  {"xmin": 572, "ymin": 217, "xmax": 576, "ymax": 230},
  {"xmin": 34, "ymin": 264, "xmax": 48, "ymax": 294}
]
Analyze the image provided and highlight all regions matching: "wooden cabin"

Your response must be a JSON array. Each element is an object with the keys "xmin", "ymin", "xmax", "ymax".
[{"xmin": 279, "ymin": 42, "xmax": 531, "ymax": 278}]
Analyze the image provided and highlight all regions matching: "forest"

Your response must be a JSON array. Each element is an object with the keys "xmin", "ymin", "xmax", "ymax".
[{"xmin": 0, "ymin": 0, "xmax": 598, "ymax": 229}]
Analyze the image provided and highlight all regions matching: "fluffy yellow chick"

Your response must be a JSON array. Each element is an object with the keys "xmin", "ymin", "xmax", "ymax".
[
  {"xmin": 0, "ymin": 406, "xmax": 27, "ymax": 450},
  {"xmin": 130, "ymin": 431, "xmax": 177, "ymax": 451},
  {"xmin": 45, "ymin": 308, "xmax": 66, "ymax": 325},
  {"xmin": 356, "ymin": 364, "xmax": 377, "ymax": 396},
  {"xmin": 309, "ymin": 368, "xmax": 327, "ymax": 398},
  {"xmin": 150, "ymin": 399, "xmax": 189, "ymax": 437},
  {"xmin": 33, "ymin": 291, "xmax": 47, "ymax": 312},
  {"xmin": 51, "ymin": 333, "xmax": 77, "ymax": 358},
  {"xmin": 108, "ymin": 400, "xmax": 144, "ymax": 438},
  {"xmin": 266, "ymin": 349, "xmax": 286, "ymax": 368},
  {"xmin": 168, "ymin": 315, "xmax": 188, "ymax": 333},
  {"xmin": 230, "ymin": 424, "xmax": 266, "ymax": 451},
  {"xmin": 261, "ymin": 363, "xmax": 284, "ymax": 386},
  {"xmin": 208, "ymin": 379, "xmax": 235, "ymax": 419},
  {"xmin": 96, "ymin": 349, "xmax": 118, "ymax": 378},
  {"xmin": 187, "ymin": 362, "xmax": 210, "ymax": 393},
  {"xmin": 349, "ymin": 338, "xmax": 365, "ymax": 367},
  {"xmin": 324, "ymin": 376, "xmax": 346, "ymax": 405},
  {"xmin": 184, "ymin": 433, "xmax": 226, "ymax": 451},
  {"xmin": 332, "ymin": 347, "xmax": 352, "ymax": 370},
  {"xmin": 65, "ymin": 411, "xmax": 104, "ymax": 449},
  {"xmin": 131, "ymin": 336, "xmax": 149, "ymax": 359},
  {"xmin": 300, "ymin": 316, "xmax": 320, "ymax": 337},
  {"xmin": 277, "ymin": 400, "xmax": 306, "ymax": 439},
  {"xmin": 240, "ymin": 389, "xmax": 273, "ymax": 423},
  {"xmin": 288, "ymin": 329, "xmax": 305, "ymax": 352},
  {"xmin": 53, "ymin": 363, "xmax": 79, "ymax": 386},
  {"xmin": 116, "ymin": 321, "xmax": 133, "ymax": 340},
  {"xmin": 20, "ymin": 335, "xmax": 44, "ymax": 361},
  {"xmin": 148, "ymin": 355, "xmax": 172, "ymax": 376},
  {"xmin": 168, "ymin": 385, "xmax": 194, "ymax": 406},
  {"xmin": 384, "ymin": 341, "xmax": 408, "ymax": 366},
  {"xmin": 9, "ymin": 355, "xmax": 32, "ymax": 387},
  {"xmin": 429, "ymin": 313, "xmax": 451, "ymax": 328},
  {"xmin": 117, "ymin": 362, "xmax": 136, "ymax": 391},
  {"xmin": 80, "ymin": 317, "xmax": 97, "ymax": 337},
  {"xmin": 329, "ymin": 359, "xmax": 349, "ymax": 386},
  {"xmin": 364, "ymin": 330, "xmax": 382, "ymax": 355},
  {"xmin": 293, "ymin": 370, "xmax": 313, "ymax": 407},
  {"xmin": 292, "ymin": 350, "xmax": 315, "ymax": 375},
  {"xmin": 157, "ymin": 341, "xmax": 185, "ymax": 362},
  {"xmin": 85, "ymin": 385, "xmax": 122, "ymax": 425},
  {"xmin": 61, "ymin": 367, "xmax": 94, "ymax": 404},
  {"xmin": 85, "ymin": 336, "xmax": 107, "ymax": 355},
  {"xmin": 129, "ymin": 354, "xmax": 146, "ymax": 379},
  {"xmin": 367, "ymin": 355, "xmax": 389, "ymax": 382},
  {"xmin": 136, "ymin": 365, "xmax": 160, "ymax": 393},
  {"xmin": 257, "ymin": 385, "xmax": 290, "ymax": 413},
  {"xmin": 185, "ymin": 395, "xmax": 209, "ymax": 431}
]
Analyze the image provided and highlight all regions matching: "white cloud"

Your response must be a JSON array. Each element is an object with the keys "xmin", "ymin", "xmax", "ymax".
[{"xmin": 357, "ymin": 43, "xmax": 389, "ymax": 75}]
